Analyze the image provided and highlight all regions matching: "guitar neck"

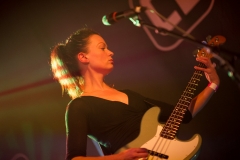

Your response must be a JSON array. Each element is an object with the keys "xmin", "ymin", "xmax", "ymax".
[{"xmin": 160, "ymin": 62, "xmax": 206, "ymax": 140}]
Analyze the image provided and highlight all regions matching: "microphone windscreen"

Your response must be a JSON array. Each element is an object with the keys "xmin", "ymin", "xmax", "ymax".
[{"xmin": 102, "ymin": 15, "xmax": 111, "ymax": 26}]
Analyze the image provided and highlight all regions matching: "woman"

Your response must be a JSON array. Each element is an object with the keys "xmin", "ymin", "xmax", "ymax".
[{"xmin": 50, "ymin": 28, "xmax": 220, "ymax": 160}]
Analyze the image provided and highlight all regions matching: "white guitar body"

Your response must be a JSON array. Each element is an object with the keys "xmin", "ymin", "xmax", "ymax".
[{"xmin": 116, "ymin": 107, "xmax": 202, "ymax": 160}]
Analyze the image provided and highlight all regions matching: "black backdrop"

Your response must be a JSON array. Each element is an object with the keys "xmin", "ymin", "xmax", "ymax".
[{"xmin": 0, "ymin": 0, "xmax": 240, "ymax": 160}]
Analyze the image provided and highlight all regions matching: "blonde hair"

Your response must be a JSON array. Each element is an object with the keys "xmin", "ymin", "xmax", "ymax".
[
  {"xmin": 50, "ymin": 48, "xmax": 83, "ymax": 99},
  {"xmin": 50, "ymin": 28, "xmax": 99, "ymax": 99}
]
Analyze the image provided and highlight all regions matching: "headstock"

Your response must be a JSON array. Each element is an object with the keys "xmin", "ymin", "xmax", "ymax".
[{"xmin": 197, "ymin": 35, "xmax": 226, "ymax": 58}]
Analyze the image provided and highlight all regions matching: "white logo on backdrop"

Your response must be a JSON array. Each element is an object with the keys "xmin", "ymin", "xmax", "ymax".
[{"xmin": 129, "ymin": 0, "xmax": 215, "ymax": 51}]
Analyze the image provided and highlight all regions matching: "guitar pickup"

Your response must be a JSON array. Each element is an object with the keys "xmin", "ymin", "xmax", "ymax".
[{"xmin": 148, "ymin": 150, "xmax": 169, "ymax": 159}]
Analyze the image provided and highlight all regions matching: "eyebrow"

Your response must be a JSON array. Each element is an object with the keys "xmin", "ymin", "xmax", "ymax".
[{"xmin": 97, "ymin": 42, "xmax": 107, "ymax": 47}]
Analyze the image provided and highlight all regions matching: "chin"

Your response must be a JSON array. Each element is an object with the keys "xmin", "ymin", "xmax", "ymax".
[{"xmin": 104, "ymin": 67, "xmax": 113, "ymax": 75}]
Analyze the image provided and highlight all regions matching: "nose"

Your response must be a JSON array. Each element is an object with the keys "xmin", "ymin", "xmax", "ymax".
[{"xmin": 108, "ymin": 49, "xmax": 114, "ymax": 57}]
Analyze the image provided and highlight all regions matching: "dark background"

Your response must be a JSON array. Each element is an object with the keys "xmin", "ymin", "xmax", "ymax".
[{"xmin": 0, "ymin": 0, "xmax": 240, "ymax": 160}]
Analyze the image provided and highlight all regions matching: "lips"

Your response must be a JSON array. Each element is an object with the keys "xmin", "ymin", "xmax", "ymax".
[{"xmin": 109, "ymin": 59, "xmax": 114, "ymax": 63}]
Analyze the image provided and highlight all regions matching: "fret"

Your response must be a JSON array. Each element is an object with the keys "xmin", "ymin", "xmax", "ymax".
[
  {"xmin": 166, "ymin": 123, "xmax": 179, "ymax": 128},
  {"xmin": 172, "ymin": 110, "xmax": 185, "ymax": 115},
  {"xmin": 180, "ymin": 95, "xmax": 192, "ymax": 101},
  {"xmin": 191, "ymin": 77, "xmax": 200, "ymax": 81},
  {"xmin": 171, "ymin": 115, "xmax": 184, "ymax": 119},
  {"xmin": 188, "ymin": 82, "xmax": 198, "ymax": 86},
  {"xmin": 169, "ymin": 114, "xmax": 182, "ymax": 119},
  {"xmin": 168, "ymin": 120, "xmax": 181, "ymax": 124},
  {"xmin": 172, "ymin": 111, "xmax": 185, "ymax": 115},
  {"xmin": 162, "ymin": 134, "xmax": 173, "ymax": 139},
  {"xmin": 172, "ymin": 109, "xmax": 184, "ymax": 114},
  {"xmin": 173, "ymin": 106, "xmax": 186, "ymax": 112},
  {"xmin": 161, "ymin": 130, "xmax": 176, "ymax": 136},
  {"xmin": 185, "ymin": 89, "xmax": 196, "ymax": 94},
  {"xmin": 176, "ymin": 103, "xmax": 189, "ymax": 108},
  {"xmin": 178, "ymin": 99, "xmax": 191, "ymax": 104},
  {"xmin": 168, "ymin": 120, "xmax": 181, "ymax": 125},
  {"xmin": 169, "ymin": 116, "xmax": 182, "ymax": 120},
  {"xmin": 174, "ymin": 109, "xmax": 186, "ymax": 114},
  {"xmin": 183, "ymin": 91, "xmax": 194, "ymax": 95},
  {"xmin": 173, "ymin": 109, "xmax": 185, "ymax": 113},
  {"xmin": 173, "ymin": 112, "xmax": 185, "ymax": 116},
  {"xmin": 174, "ymin": 112, "xmax": 184, "ymax": 116},
  {"xmin": 190, "ymin": 80, "xmax": 200, "ymax": 83},
  {"xmin": 175, "ymin": 106, "xmax": 186, "ymax": 110},
  {"xmin": 193, "ymin": 73, "xmax": 203, "ymax": 76},
  {"xmin": 161, "ymin": 134, "xmax": 175, "ymax": 139},
  {"xmin": 186, "ymin": 87, "xmax": 196, "ymax": 91},
  {"xmin": 164, "ymin": 128, "xmax": 177, "ymax": 133}
]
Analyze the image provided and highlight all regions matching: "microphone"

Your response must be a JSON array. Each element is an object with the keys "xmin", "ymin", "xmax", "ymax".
[{"xmin": 102, "ymin": 6, "xmax": 147, "ymax": 26}]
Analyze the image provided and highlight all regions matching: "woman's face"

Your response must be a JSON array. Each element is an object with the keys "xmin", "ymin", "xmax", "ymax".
[{"xmin": 85, "ymin": 34, "xmax": 114, "ymax": 75}]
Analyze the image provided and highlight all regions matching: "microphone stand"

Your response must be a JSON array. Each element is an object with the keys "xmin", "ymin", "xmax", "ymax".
[{"xmin": 130, "ymin": 16, "xmax": 240, "ymax": 89}]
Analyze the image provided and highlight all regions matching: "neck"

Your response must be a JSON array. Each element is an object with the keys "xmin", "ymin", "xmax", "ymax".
[{"xmin": 82, "ymin": 71, "xmax": 110, "ymax": 93}]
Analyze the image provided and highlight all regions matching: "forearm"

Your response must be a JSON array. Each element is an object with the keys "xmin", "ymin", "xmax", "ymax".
[
  {"xmin": 190, "ymin": 56, "xmax": 220, "ymax": 117},
  {"xmin": 188, "ymin": 83, "xmax": 218, "ymax": 117}
]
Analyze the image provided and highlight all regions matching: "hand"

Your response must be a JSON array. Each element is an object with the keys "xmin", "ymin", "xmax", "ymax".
[
  {"xmin": 117, "ymin": 148, "xmax": 148, "ymax": 160},
  {"xmin": 194, "ymin": 57, "xmax": 220, "ymax": 85}
]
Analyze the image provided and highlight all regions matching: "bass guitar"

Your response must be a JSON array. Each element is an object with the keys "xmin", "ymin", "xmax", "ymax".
[{"xmin": 116, "ymin": 35, "xmax": 226, "ymax": 160}]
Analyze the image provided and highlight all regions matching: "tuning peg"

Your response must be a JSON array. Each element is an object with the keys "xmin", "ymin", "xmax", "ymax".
[
  {"xmin": 192, "ymin": 49, "xmax": 199, "ymax": 57},
  {"xmin": 206, "ymin": 35, "xmax": 212, "ymax": 42},
  {"xmin": 202, "ymin": 40, "xmax": 207, "ymax": 45}
]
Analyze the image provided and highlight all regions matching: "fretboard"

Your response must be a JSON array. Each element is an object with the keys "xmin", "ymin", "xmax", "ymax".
[{"xmin": 160, "ymin": 62, "xmax": 206, "ymax": 140}]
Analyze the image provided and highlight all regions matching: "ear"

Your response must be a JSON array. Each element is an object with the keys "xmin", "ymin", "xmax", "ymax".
[{"xmin": 77, "ymin": 52, "xmax": 89, "ymax": 63}]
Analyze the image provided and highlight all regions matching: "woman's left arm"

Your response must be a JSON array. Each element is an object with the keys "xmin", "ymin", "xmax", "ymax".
[{"xmin": 189, "ymin": 57, "xmax": 220, "ymax": 117}]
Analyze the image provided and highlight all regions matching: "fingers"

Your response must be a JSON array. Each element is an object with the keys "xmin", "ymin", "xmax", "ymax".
[
  {"xmin": 133, "ymin": 148, "xmax": 148, "ymax": 158},
  {"xmin": 196, "ymin": 57, "xmax": 214, "ymax": 68},
  {"xmin": 194, "ymin": 57, "xmax": 220, "ymax": 85},
  {"xmin": 194, "ymin": 57, "xmax": 214, "ymax": 71},
  {"xmin": 121, "ymin": 148, "xmax": 148, "ymax": 160},
  {"xmin": 135, "ymin": 148, "xmax": 148, "ymax": 153}
]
